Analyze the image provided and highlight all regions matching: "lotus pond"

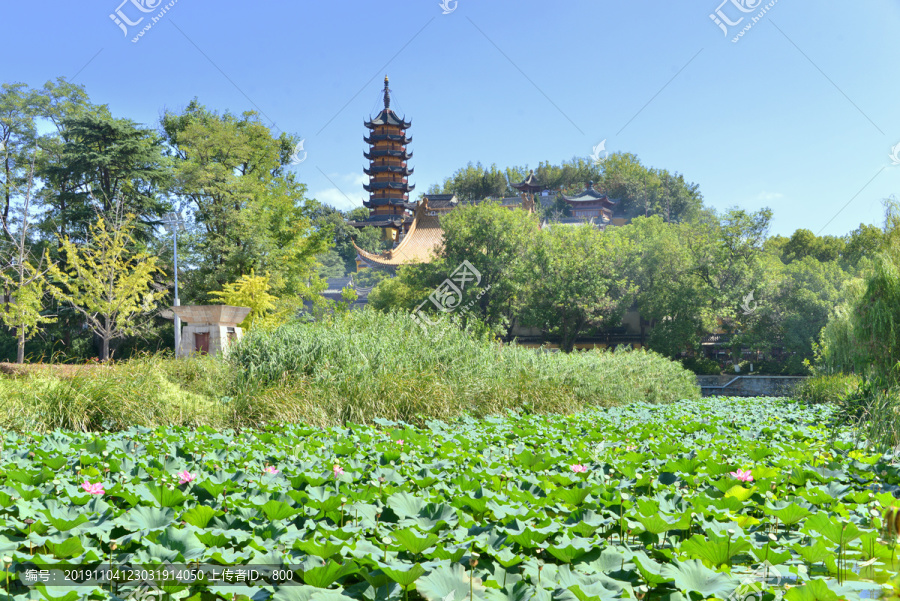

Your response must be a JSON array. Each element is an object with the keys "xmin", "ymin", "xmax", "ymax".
[{"xmin": 0, "ymin": 397, "xmax": 898, "ymax": 601}]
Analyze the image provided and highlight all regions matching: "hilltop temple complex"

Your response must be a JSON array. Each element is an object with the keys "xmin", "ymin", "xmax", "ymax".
[{"xmin": 350, "ymin": 77, "xmax": 624, "ymax": 273}]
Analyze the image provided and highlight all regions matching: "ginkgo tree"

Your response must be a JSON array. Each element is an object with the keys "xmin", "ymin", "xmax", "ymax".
[
  {"xmin": 47, "ymin": 213, "xmax": 160, "ymax": 361},
  {"xmin": 0, "ymin": 156, "xmax": 56, "ymax": 363},
  {"xmin": 210, "ymin": 269, "xmax": 288, "ymax": 330}
]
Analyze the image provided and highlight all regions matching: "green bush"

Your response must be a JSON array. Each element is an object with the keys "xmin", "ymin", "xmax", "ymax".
[
  {"xmin": 680, "ymin": 356, "xmax": 721, "ymax": 375},
  {"xmin": 795, "ymin": 373, "xmax": 860, "ymax": 405}
]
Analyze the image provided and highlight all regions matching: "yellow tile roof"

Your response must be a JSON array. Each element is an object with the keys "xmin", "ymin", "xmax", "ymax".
[{"xmin": 354, "ymin": 200, "xmax": 445, "ymax": 268}]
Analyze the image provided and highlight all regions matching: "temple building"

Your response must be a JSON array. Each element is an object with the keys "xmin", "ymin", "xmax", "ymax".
[
  {"xmin": 559, "ymin": 181, "xmax": 626, "ymax": 226},
  {"xmin": 348, "ymin": 76, "xmax": 416, "ymax": 243},
  {"xmin": 354, "ymin": 193, "xmax": 456, "ymax": 272},
  {"xmin": 511, "ymin": 170, "xmax": 544, "ymax": 197},
  {"xmin": 350, "ymin": 79, "xmax": 614, "ymax": 274}
]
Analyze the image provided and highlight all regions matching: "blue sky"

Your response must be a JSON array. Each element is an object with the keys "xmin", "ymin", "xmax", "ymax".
[{"xmin": 6, "ymin": 1, "xmax": 900, "ymax": 237}]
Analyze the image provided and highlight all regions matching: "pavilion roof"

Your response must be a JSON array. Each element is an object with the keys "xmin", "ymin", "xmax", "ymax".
[
  {"xmin": 560, "ymin": 181, "xmax": 617, "ymax": 206},
  {"xmin": 420, "ymin": 193, "xmax": 458, "ymax": 210},
  {"xmin": 512, "ymin": 170, "xmax": 544, "ymax": 191}
]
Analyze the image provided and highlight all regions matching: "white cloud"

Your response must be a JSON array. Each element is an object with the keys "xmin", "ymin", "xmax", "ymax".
[
  {"xmin": 313, "ymin": 173, "xmax": 367, "ymax": 211},
  {"xmin": 756, "ymin": 191, "xmax": 784, "ymax": 201}
]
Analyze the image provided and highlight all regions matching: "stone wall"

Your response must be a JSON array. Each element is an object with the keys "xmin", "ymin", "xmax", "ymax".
[{"xmin": 697, "ymin": 375, "xmax": 807, "ymax": 397}]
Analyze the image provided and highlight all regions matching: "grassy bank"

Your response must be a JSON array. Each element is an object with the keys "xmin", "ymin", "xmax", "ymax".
[{"xmin": 0, "ymin": 310, "xmax": 700, "ymax": 432}]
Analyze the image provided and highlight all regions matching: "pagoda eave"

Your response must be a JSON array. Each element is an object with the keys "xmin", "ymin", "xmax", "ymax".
[
  {"xmin": 363, "ymin": 165, "xmax": 413, "ymax": 176},
  {"xmin": 363, "ymin": 150, "xmax": 413, "ymax": 160}
]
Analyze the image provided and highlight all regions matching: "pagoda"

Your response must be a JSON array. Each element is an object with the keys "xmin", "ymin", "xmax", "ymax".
[{"xmin": 348, "ymin": 76, "xmax": 416, "ymax": 243}]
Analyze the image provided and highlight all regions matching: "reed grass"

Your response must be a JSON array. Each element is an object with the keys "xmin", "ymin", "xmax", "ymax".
[{"xmin": 0, "ymin": 310, "xmax": 701, "ymax": 432}]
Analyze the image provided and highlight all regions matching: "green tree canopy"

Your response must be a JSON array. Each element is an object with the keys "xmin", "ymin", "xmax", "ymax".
[
  {"xmin": 161, "ymin": 100, "xmax": 329, "ymax": 303},
  {"xmin": 521, "ymin": 224, "xmax": 633, "ymax": 352}
]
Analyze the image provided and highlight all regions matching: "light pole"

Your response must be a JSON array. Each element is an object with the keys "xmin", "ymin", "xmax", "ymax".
[{"xmin": 162, "ymin": 212, "xmax": 186, "ymax": 355}]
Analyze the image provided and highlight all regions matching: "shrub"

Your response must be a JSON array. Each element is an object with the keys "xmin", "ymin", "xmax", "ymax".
[
  {"xmin": 680, "ymin": 356, "xmax": 721, "ymax": 375},
  {"xmin": 795, "ymin": 373, "xmax": 860, "ymax": 405},
  {"xmin": 0, "ymin": 312, "xmax": 701, "ymax": 432}
]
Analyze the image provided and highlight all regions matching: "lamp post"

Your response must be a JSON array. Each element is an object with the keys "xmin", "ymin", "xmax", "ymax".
[{"xmin": 162, "ymin": 212, "xmax": 186, "ymax": 355}]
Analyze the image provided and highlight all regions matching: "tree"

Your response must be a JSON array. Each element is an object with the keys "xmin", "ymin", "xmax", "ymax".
[
  {"xmin": 368, "ymin": 269, "xmax": 429, "ymax": 312},
  {"xmin": 161, "ymin": 100, "xmax": 329, "ymax": 303},
  {"xmin": 209, "ymin": 270, "xmax": 286, "ymax": 330},
  {"xmin": 427, "ymin": 162, "xmax": 509, "ymax": 201},
  {"xmin": 1, "ymin": 82, "xmax": 41, "ymax": 245},
  {"xmin": 38, "ymin": 111, "xmax": 171, "ymax": 243},
  {"xmin": 522, "ymin": 225, "xmax": 633, "ymax": 352},
  {"xmin": 778, "ymin": 228, "xmax": 845, "ymax": 264},
  {"xmin": 354, "ymin": 226, "xmax": 392, "ymax": 254},
  {"xmin": 750, "ymin": 256, "xmax": 849, "ymax": 373},
  {"xmin": 606, "ymin": 216, "xmax": 712, "ymax": 357},
  {"xmin": 842, "ymin": 222, "xmax": 885, "ymax": 270},
  {"xmin": 312, "ymin": 205, "xmax": 364, "ymax": 273},
  {"xmin": 434, "ymin": 201, "xmax": 539, "ymax": 333},
  {"xmin": 315, "ymin": 249, "xmax": 346, "ymax": 278},
  {"xmin": 597, "ymin": 153, "xmax": 703, "ymax": 222},
  {"xmin": 47, "ymin": 214, "xmax": 160, "ymax": 361},
  {"xmin": 0, "ymin": 158, "xmax": 55, "ymax": 363}
]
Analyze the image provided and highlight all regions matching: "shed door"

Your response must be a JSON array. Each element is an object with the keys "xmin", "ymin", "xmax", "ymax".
[{"xmin": 194, "ymin": 332, "xmax": 210, "ymax": 354}]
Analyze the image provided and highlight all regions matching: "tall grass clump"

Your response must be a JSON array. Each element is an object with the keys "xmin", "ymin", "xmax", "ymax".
[
  {"xmin": 226, "ymin": 309, "xmax": 699, "ymax": 425},
  {"xmin": 0, "ymin": 354, "xmax": 226, "ymax": 433}
]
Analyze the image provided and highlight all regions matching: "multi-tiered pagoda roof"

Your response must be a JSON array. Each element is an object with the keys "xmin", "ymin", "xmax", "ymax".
[
  {"xmin": 349, "ymin": 76, "xmax": 417, "ymax": 238},
  {"xmin": 361, "ymin": 76, "xmax": 414, "ymax": 211}
]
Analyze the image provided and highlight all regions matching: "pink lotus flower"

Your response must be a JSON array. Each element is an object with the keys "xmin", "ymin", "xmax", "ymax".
[
  {"xmin": 730, "ymin": 468, "xmax": 754, "ymax": 482},
  {"xmin": 263, "ymin": 466, "xmax": 279, "ymax": 475},
  {"xmin": 81, "ymin": 481, "xmax": 105, "ymax": 495},
  {"xmin": 397, "ymin": 439, "xmax": 405, "ymax": 446},
  {"xmin": 333, "ymin": 464, "xmax": 344, "ymax": 476},
  {"xmin": 570, "ymin": 464, "xmax": 589, "ymax": 473},
  {"xmin": 177, "ymin": 470, "xmax": 196, "ymax": 485}
]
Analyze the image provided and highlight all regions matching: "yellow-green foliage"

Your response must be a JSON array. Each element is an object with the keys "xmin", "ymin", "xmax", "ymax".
[
  {"xmin": 795, "ymin": 373, "xmax": 861, "ymax": 405},
  {"xmin": 209, "ymin": 269, "xmax": 288, "ymax": 330},
  {"xmin": 0, "ymin": 276, "xmax": 55, "ymax": 341},
  {"xmin": 46, "ymin": 216, "xmax": 160, "ymax": 359}
]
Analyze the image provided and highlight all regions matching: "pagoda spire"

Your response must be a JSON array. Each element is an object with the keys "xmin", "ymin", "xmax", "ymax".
[{"xmin": 383, "ymin": 75, "xmax": 390, "ymax": 109}]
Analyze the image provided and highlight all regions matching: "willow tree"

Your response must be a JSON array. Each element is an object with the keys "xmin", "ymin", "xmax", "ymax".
[
  {"xmin": 817, "ymin": 201, "xmax": 900, "ymax": 386},
  {"xmin": 47, "ymin": 214, "xmax": 160, "ymax": 361}
]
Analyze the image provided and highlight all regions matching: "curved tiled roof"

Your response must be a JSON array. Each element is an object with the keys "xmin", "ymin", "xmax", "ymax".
[
  {"xmin": 353, "ymin": 200, "xmax": 445, "ymax": 270},
  {"xmin": 560, "ymin": 181, "xmax": 617, "ymax": 206},
  {"xmin": 364, "ymin": 109, "xmax": 411, "ymax": 129}
]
